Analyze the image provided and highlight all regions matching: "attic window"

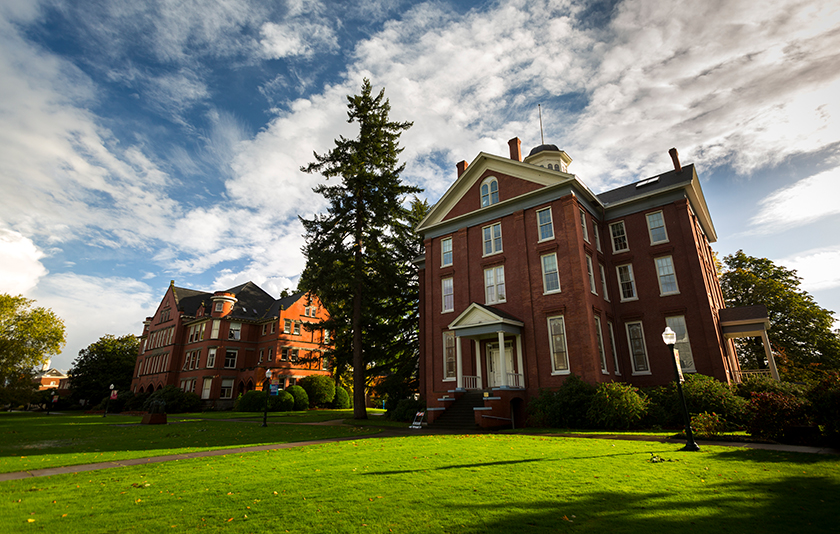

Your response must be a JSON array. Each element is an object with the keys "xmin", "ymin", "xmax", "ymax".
[
  {"xmin": 214, "ymin": 302, "xmax": 224, "ymax": 312},
  {"xmin": 480, "ymin": 177, "xmax": 499, "ymax": 207},
  {"xmin": 635, "ymin": 177, "xmax": 659, "ymax": 188}
]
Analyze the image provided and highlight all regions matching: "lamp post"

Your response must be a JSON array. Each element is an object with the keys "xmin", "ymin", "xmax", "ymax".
[
  {"xmin": 662, "ymin": 327, "xmax": 700, "ymax": 452},
  {"xmin": 262, "ymin": 369, "xmax": 272, "ymax": 427},
  {"xmin": 46, "ymin": 390, "xmax": 55, "ymax": 416},
  {"xmin": 103, "ymin": 383, "xmax": 114, "ymax": 418}
]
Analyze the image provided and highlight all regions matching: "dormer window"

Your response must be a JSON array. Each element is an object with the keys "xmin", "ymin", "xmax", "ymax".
[{"xmin": 480, "ymin": 177, "xmax": 499, "ymax": 207}]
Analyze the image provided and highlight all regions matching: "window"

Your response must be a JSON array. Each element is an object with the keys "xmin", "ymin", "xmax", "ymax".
[
  {"xmin": 293, "ymin": 321, "xmax": 301, "ymax": 335},
  {"xmin": 189, "ymin": 324, "xmax": 203, "ymax": 343},
  {"xmin": 201, "ymin": 378, "xmax": 213, "ymax": 400},
  {"xmin": 262, "ymin": 324, "xmax": 267, "ymax": 336},
  {"xmin": 541, "ymin": 253, "xmax": 560, "ymax": 293},
  {"xmin": 655, "ymin": 256, "xmax": 679, "ymax": 295},
  {"xmin": 214, "ymin": 301, "xmax": 224, "ymax": 312},
  {"xmin": 441, "ymin": 237, "xmax": 453, "ymax": 267},
  {"xmin": 284, "ymin": 319, "xmax": 292, "ymax": 334},
  {"xmin": 646, "ymin": 211, "xmax": 668, "ymax": 244},
  {"xmin": 586, "ymin": 255, "xmax": 597, "ymax": 294},
  {"xmin": 666, "ymin": 316, "xmax": 695, "ymax": 372},
  {"xmin": 228, "ymin": 322, "xmax": 241, "ymax": 340},
  {"xmin": 443, "ymin": 331, "xmax": 456, "ymax": 380},
  {"xmin": 537, "ymin": 208, "xmax": 554, "ymax": 241},
  {"xmin": 291, "ymin": 348, "xmax": 299, "ymax": 363},
  {"xmin": 280, "ymin": 348, "xmax": 289, "ymax": 362},
  {"xmin": 206, "ymin": 348, "xmax": 216, "ymax": 368},
  {"xmin": 220, "ymin": 378, "xmax": 234, "ymax": 399},
  {"xmin": 323, "ymin": 329, "xmax": 330, "ymax": 344},
  {"xmin": 617, "ymin": 264, "xmax": 637, "ymax": 301},
  {"xmin": 442, "ymin": 278, "xmax": 454, "ymax": 313},
  {"xmin": 270, "ymin": 322, "xmax": 276, "ymax": 334},
  {"xmin": 547, "ymin": 316, "xmax": 569, "ymax": 373},
  {"xmin": 482, "ymin": 223, "xmax": 502, "ymax": 255},
  {"xmin": 593, "ymin": 224, "xmax": 602, "ymax": 252},
  {"xmin": 580, "ymin": 209, "xmax": 589, "ymax": 242},
  {"xmin": 224, "ymin": 349, "xmax": 237, "ymax": 369},
  {"xmin": 480, "ymin": 177, "xmax": 499, "ymax": 207},
  {"xmin": 211, "ymin": 320, "xmax": 220, "ymax": 339},
  {"xmin": 192, "ymin": 350, "xmax": 201, "ymax": 369},
  {"xmin": 626, "ymin": 322, "xmax": 650, "ymax": 374},
  {"xmin": 608, "ymin": 321, "xmax": 620, "ymax": 375},
  {"xmin": 599, "ymin": 263, "xmax": 610, "ymax": 301},
  {"xmin": 484, "ymin": 265, "xmax": 506, "ymax": 304},
  {"xmin": 595, "ymin": 316, "xmax": 607, "ymax": 373},
  {"xmin": 610, "ymin": 221, "xmax": 629, "ymax": 253},
  {"xmin": 259, "ymin": 349, "xmax": 264, "ymax": 363},
  {"xmin": 268, "ymin": 348, "xmax": 274, "ymax": 361}
]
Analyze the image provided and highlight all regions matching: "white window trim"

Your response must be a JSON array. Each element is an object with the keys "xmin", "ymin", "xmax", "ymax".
[
  {"xmin": 443, "ymin": 331, "xmax": 456, "ymax": 381},
  {"xmin": 547, "ymin": 315, "xmax": 570, "ymax": 375},
  {"xmin": 482, "ymin": 222, "xmax": 503, "ymax": 257},
  {"xmin": 595, "ymin": 316, "xmax": 608, "ymax": 374},
  {"xmin": 536, "ymin": 207, "xmax": 554, "ymax": 242},
  {"xmin": 626, "ymin": 321, "xmax": 651, "ymax": 375},
  {"xmin": 599, "ymin": 263, "xmax": 610, "ymax": 301},
  {"xmin": 441, "ymin": 237, "xmax": 453, "ymax": 267},
  {"xmin": 484, "ymin": 265, "xmax": 506, "ymax": 304},
  {"xmin": 646, "ymin": 210, "xmax": 669, "ymax": 245},
  {"xmin": 541, "ymin": 253, "xmax": 561, "ymax": 294},
  {"xmin": 617, "ymin": 264, "xmax": 638, "ymax": 302},
  {"xmin": 655, "ymin": 256, "xmax": 680, "ymax": 296},
  {"xmin": 593, "ymin": 224, "xmax": 602, "ymax": 252},
  {"xmin": 666, "ymin": 315, "xmax": 696, "ymax": 372},
  {"xmin": 610, "ymin": 221, "xmax": 629, "ymax": 253},
  {"xmin": 442, "ymin": 277, "xmax": 454, "ymax": 313},
  {"xmin": 480, "ymin": 176, "xmax": 499, "ymax": 207},
  {"xmin": 586, "ymin": 255, "xmax": 597, "ymax": 295},
  {"xmin": 224, "ymin": 349, "xmax": 237, "ymax": 369},
  {"xmin": 580, "ymin": 209, "xmax": 590, "ymax": 243},
  {"xmin": 608, "ymin": 321, "xmax": 620, "ymax": 375}
]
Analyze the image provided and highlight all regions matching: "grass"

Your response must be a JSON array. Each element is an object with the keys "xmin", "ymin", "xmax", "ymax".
[
  {"xmin": 180, "ymin": 408, "xmax": 385, "ymax": 423},
  {"xmin": 2, "ymin": 433, "xmax": 839, "ymax": 533},
  {"xmin": 0, "ymin": 412, "xmax": 380, "ymax": 474}
]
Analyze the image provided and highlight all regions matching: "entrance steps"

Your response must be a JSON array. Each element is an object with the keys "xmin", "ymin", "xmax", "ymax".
[{"xmin": 431, "ymin": 390, "xmax": 486, "ymax": 431}]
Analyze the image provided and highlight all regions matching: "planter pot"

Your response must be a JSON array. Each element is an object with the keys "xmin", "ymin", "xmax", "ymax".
[{"xmin": 141, "ymin": 413, "xmax": 167, "ymax": 425}]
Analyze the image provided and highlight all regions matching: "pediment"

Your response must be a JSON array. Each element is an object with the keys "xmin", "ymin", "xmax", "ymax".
[{"xmin": 448, "ymin": 303, "xmax": 524, "ymax": 330}]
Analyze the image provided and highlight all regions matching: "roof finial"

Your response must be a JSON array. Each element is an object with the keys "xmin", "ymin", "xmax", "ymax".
[{"xmin": 538, "ymin": 104, "xmax": 545, "ymax": 145}]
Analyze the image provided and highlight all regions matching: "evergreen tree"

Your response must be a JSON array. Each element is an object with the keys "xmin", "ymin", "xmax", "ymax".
[
  {"xmin": 720, "ymin": 250, "xmax": 840, "ymax": 378},
  {"xmin": 299, "ymin": 79, "xmax": 421, "ymax": 419}
]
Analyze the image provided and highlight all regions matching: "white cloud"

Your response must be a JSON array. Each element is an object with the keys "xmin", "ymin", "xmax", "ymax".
[
  {"xmin": 259, "ymin": 20, "xmax": 338, "ymax": 58},
  {"xmin": 29, "ymin": 273, "xmax": 157, "ymax": 371},
  {"xmin": 0, "ymin": 229, "xmax": 48, "ymax": 294},
  {"xmin": 778, "ymin": 246, "xmax": 840, "ymax": 292},
  {"xmin": 750, "ymin": 169, "xmax": 840, "ymax": 232}
]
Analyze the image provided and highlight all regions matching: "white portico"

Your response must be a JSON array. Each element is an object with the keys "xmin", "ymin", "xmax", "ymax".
[{"xmin": 447, "ymin": 303, "xmax": 526, "ymax": 391}]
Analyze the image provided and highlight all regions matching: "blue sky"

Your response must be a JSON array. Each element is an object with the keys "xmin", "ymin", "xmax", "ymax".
[{"xmin": 2, "ymin": 0, "xmax": 839, "ymax": 371}]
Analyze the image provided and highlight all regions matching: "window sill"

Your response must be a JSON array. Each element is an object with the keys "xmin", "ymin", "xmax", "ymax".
[
  {"xmin": 443, "ymin": 377, "xmax": 456, "ymax": 382},
  {"xmin": 620, "ymin": 297, "xmax": 639, "ymax": 303},
  {"xmin": 660, "ymin": 291, "xmax": 680, "ymax": 297},
  {"xmin": 631, "ymin": 371, "xmax": 652, "ymax": 376},
  {"xmin": 551, "ymin": 370, "xmax": 571, "ymax": 376},
  {"xmin": 543, "ymin": 289, "xmax": 561, "ymax": 296},
  {"xmin": 442, "ymin": 309, "xmax": 454, "ymax": 314}
]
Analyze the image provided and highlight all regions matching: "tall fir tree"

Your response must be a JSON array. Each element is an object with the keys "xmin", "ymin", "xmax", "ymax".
[{"xmin": 299, "ymin": 79, "xmax": 421, "ymax": 419}]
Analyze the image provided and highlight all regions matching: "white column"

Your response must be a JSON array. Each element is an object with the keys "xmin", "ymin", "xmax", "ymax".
[
  {"xmin": 456, "ymin": 336, "xmax": 464, "ymax": 390},
  {"xmin": 515, "ymin": 334, "xmax": 524, "ymax": 388},
  {"xmin": 762, "ymin": 330, "xmax": 780, "ymax": 381},
  {"xmin": 498, "ymin": 331, "xmax": 508, "ymax": 387},
  {"xmin": 474, "ymin": 340, "xmax": 482, "ymax": 388}
]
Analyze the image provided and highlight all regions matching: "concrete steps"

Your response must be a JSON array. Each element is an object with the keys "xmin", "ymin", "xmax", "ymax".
[{"xmin": 432, "ymin": 390, "xmax": 486, "ymax": 431}]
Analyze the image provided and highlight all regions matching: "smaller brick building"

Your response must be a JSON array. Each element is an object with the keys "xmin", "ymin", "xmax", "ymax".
[
  {"xmin": 416, "ymin": 139, "xmax": 741, "ymax": 428},
  {"xmin": 130, "ymin": 281, "xmax": 332, "ymax": 409}
]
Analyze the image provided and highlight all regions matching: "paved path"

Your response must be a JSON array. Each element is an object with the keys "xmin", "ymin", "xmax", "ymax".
[{"xmin": 2, "ymin": 424, "xmax": 837, "ymax": 483}]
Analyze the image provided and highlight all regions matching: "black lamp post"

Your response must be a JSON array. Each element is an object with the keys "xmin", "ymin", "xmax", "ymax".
[
  {"xmin": 262, "ymin": 369, "xmax": 272, "ymax": 427},
  {"xmin": 662, "ymin": 327, "xmax": 700, "ymax": 452},
  {"xmin": 103, "ymin": 383, "xmax": 114, "ymax": 418},
  {"xmin": 46, "ymin": 390, "xmax": 55, "ymax": 416}
]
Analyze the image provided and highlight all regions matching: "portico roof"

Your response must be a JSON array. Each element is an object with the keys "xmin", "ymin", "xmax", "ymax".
[{"xmin": 448, "ymin": 303, "xmax": 524, "ymax": 339}]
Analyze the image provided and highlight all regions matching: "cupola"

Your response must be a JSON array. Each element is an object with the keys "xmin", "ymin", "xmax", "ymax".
[{"xmin": 523, "ymin": 143, "xmax": 572, "ymax": 173}]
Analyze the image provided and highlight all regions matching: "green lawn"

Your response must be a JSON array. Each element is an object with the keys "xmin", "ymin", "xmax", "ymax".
[
  {"xmin": 1, "ymin": 428, "xmax": 838, "ymax": 533},
  {"xmin": 0, "ymin": 412, "xmax": 380, "ymax": 474}
]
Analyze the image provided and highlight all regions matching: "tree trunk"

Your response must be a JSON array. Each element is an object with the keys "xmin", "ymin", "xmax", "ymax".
[{"xmin": 352, "ymin": 187, "xmax": 367, "ymax": 420}]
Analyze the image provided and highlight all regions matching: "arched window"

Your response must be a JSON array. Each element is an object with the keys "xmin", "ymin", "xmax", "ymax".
[{"xmin": 480, "ymin": 177, "xmax": 499, "ymax": 207}]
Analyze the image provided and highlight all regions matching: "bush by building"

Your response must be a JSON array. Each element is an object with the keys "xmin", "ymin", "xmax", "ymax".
[
  {"xmin": 586, "ymin": 382, "xmax": 649, "ymax": 430},
  {"xmin": 142, "ymin": 385, "xmax": 201, "ymax": 413},
  {"xmin": 299, "ymin": 375, "xmax": 336, "ymax": 408},
  {"xmin": 333, "ymin": 386, "xmax": 351, "ymax": 409},
  {"xmin": 389, "ymin": 397, "xmax": 425, "ymax": 422},
  {"xmin": 287, "ymin": 385, "xmax": 309, "ymax": 411},
  {"xmin": 527, "ymin": 374, "xmax": 596, "ymax": 428}
]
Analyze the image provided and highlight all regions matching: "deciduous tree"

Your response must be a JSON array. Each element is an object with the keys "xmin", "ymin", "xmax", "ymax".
[
  {"xmin": 0, "ymin": 294, "xmax": 65, "ymax": 384},
  {"xmin": 69, "ymin": 334, "xmax": 139, "ymax": 405},
  {"xmin": 299, "ymin": 79, "xmax": 421, "ymax": 419},
  {"xmin": 720, "ymin": 250, "xmax": 840, "ymax": 378}
]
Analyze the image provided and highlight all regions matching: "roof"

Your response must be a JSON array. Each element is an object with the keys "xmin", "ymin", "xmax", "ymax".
[
  {"xmin": 719, "ymin": 305, "xmax": 770, "ymax": 324},
  {"xmin": 596, "ymin": 164, "xmax": 695, "ymax": 205},
  {"xmin": 172, "ymin": 282, "xmax": 305, "ymax": 321},
  {"xmin": 528, "ymin": 143, "xmax": 561, "ymax": 156}
]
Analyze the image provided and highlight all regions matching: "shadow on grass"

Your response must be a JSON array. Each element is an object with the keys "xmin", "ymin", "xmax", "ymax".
[{"xmin": 438, "ymin": 475, "xmax": 840, "ymax": 534}]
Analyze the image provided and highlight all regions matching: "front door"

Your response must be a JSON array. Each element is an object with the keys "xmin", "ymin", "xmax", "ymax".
[{"xmin": 486, "ymin": 341, "xmax": 514, "ymax": 387}]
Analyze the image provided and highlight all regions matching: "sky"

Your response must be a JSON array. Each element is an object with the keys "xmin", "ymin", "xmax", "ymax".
[{"xmin": 2, "ymin": 0, "xmax": 839, "ymax": 371}]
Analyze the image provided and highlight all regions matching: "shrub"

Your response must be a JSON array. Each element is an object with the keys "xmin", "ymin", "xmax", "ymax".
[
  {"xmin": 735, "ymin": 375, "xmax": 806, "ymax": 399},
  {"xmin": 806, "ymin": 371, "xmax": 840, "ymax": 443},
  {"xmin": 275, "ymin": 390, "xmax": 295, "ymax": 412},
  {"xmin": 299, "ymin": 375, "xmax": 336, "ymax": 408},
  {"xmin": 692, "ymin": 411, "xmax": 725, "ymax": 439},
  {"xmin": 333, "ymin": 386, "xmax": 351, "ymax": 409},
  {"xmin": 526, "ymin": 374, "xmax": 596, "ymax": 428},
  {"xmin": 124, "ymin": 391, "xmax": 149, "ymax": 412},
  {"xmin": 747, "ymin": 392, "xmax": 810, "ymax": 441},
  {"xmin": 681, "ymin": 374, "xmax": 748, "ymax": 427},
  {"xmin": 586, "ymin": 382, "xmax": 649, "ymax": 430},
  {"xmin": 287, "ymin": 385, "xmax": 309, "ymax": 411},
  {"xmin": 234, "ymin": 390, "xmax": 269, "ymax": 412},
  {"xmin": 142, "ymin": 385, "xmax": 201, "ymax": 413},
  {"xmin": 640, "ymin": 384, "xmax": 678, "ymax": 428},
  {"xmin": 390, "ymin": 397, "xmax": 425, "ymax": 422}
]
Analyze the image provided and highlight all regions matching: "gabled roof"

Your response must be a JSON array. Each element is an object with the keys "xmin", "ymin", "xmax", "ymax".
[
  {"xmin": 448, "ymin": 302, "xmax": 524, "ymax": 339},
  {"xmin": 171, "ymin": 282, "xmax": 306, "ymax": 321},
  {"xmin": 417, "ymin": 152, "xmax": 582, "ymax": 233}
]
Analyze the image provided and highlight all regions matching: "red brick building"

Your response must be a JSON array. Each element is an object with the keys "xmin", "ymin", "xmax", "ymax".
[
  {"xmin": 130, "ymin": 281, "xmax": 332, "ymax": 409},
  {"xmin": 416, "ymin": 139, "xmax": 740, "ymax": 428}
]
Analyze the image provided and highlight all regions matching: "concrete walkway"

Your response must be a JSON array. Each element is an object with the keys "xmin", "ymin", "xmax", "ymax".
[{"xmin": 1, "ymin": 424, "xmax": 837, "ymax": 483}]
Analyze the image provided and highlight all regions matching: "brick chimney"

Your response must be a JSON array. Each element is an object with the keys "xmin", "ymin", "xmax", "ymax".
[
  {"xmin": 456, "ymin": 160, "xmax": 469, "ymax": 177},
  {"xmin": 669, "ymin": 148, "xmax": 682, "ymax": 172},
  {"xmin": 508, "ymin": 137, "xmax": 522, "ymax": 161}
]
